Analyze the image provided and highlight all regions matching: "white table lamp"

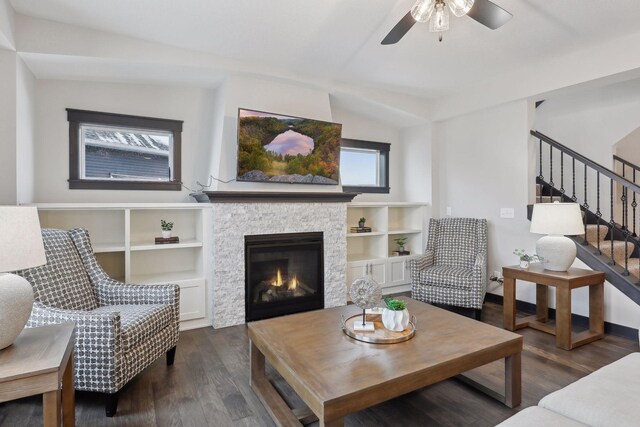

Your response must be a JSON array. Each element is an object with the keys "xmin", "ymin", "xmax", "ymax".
[
  {"xmin": 0, "ymin": 206, "xmax": 46, "ymax": 350},
  {"xmin": 530, "ymin": 202, "xmax": 584, "ymax": 272}
]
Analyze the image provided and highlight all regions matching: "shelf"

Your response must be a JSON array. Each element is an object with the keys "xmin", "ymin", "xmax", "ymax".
[
  {"xmin": 346, "ymin": 231, "xmax": 385, "ymax": 238},
  {"xmin": 347, "ymin": 254, "xmax": 386, "ymax": 262},
  {"xmin": 130, "ymin": 271, "xmax": 204, "ymax": 285},
  {"xmin": 348, "ymin": 202, "xmax": 429, "ymax": 208},
  {"xmin": 389, "ymin": 253, "xmax": 421, "ymax": 260},
  {"xmin": 92, "ymin": 242, "xmax": 126, "ymax": 253},
  {"xmin": 387, "ymin": 229, "xmax": 422, "ymax": 235},
  {"xmin": 130, "ymin": 239, "xmax": 203, "ymax": 252}
]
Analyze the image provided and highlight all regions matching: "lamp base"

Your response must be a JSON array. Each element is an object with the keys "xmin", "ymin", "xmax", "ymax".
[
  {"xmin": 0, "ymin": 273, "xmax": 34, "ymax": 350},
  {"xmin": 536, "ymin": 235, "xmax": 577, "ymax": 272}
]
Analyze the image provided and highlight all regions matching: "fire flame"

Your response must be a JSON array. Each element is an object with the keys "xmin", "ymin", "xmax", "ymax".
[
  {"xmin": 289, "ymin": 275, "xmax": 298, "ymax": 290},
  {"xmin": 273, "ymin": 268, "xmax": 283, "ymax": 287}
]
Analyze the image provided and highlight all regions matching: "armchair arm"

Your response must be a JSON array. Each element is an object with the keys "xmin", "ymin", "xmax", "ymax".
[
  {"xmin": 409, "ymin": 250, "xmax": 434, "ymax": 282},
  {"xmin": 472, "ymin": 251, "xmax": 488, "ymax": 293},
  {"xmin": 94, "ymin": 278, "xmax": 180, "ymax": 323},
  {"xmin": 27, "ymin": 302, "xmax": 124, "ymax": 393}
]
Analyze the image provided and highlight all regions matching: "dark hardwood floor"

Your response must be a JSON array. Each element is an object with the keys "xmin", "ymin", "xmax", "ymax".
[{"xmin": 1, "ymin": 301, "xmax": 637, "ymax": 427}]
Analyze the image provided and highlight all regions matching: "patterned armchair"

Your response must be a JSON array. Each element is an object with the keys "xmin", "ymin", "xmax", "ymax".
[
  {"xmin": 410, "ymin": 218, "xmax": 488, "ymax": 319},
  {"xmin": 16, "ymin": 228, "xmax": 180, "ymax": 417}
]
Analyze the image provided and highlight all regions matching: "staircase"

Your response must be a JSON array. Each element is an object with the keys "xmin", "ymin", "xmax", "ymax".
[{"xmin": 530, "ymin": 130, "xmax": 640, "ymax": 305}]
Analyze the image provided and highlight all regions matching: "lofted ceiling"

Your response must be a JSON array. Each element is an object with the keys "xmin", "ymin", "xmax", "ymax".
[{"xmin": 10, "ymin": 0, "xmax": 640, "ymax": 102}]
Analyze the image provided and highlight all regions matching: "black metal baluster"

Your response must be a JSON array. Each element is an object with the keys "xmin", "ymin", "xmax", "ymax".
[
  {"xmin": 595, "ymin": 172, "xmax": 602, "ymax": 255},
  {"xmin": 623, "ymin": 185, "xmax": 630, "ymax": 276},
  {"xmin": 560, "ymin": 152, "xmax": 565, "ymax": 197},
  {"xmin": 583, "ymin": 164, "xmax": 589, "ymax": 245},
  {"xmin": 633, "ymin": 169, "xmax": 637, "ymax": 237},
  {"xmin": 538, "ymin": 139, "xmax": 544, "ymax": 203},
  {"xmin": 549, "ymin": 145, "xmax": 554, "ymax": 199},
  {"xmin": 571, "ymin": 158, "xmax": 577, "ymax": 202},
  {"xmin": 621, "ymin": 165, "xmax": 627, "ymax": 231},
  {"xmin": 609, "ymin": 179, "xmax": 616, "ymax": 265}
]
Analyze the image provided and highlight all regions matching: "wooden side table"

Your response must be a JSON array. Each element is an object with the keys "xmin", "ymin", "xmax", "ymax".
[
  {"xmin": 503, "ymin": 264, "xmax": 605, "ymax": 350},
  {"xmin": 0, "ymin": 323, "xmax": 76, "ymax": 426}
]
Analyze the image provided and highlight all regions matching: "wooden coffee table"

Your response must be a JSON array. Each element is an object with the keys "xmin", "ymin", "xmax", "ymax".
[{"xmin": 248, "ymin": 298, "xmax": 523, "ymax": 427}]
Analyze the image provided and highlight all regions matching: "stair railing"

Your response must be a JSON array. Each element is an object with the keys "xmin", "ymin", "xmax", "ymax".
[
  {"xmin": 613, "ymin": 155, "xmax": 639, "ymax": 238},
  {"xmin": 532, "ymin": 130, "xmax": 640, "ymax": 280}
]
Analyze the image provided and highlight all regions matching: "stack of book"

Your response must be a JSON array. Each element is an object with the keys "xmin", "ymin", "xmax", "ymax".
[
  {"xmin": 155, "ymin": 236, "xmax": 180, "ymax": 244},
  {"xmin": 350, "ymin": 227, "xmax": 372, "ymax": 233}
]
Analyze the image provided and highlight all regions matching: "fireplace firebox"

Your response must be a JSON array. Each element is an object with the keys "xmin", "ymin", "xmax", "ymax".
[{"xmin": 245, "ymin": 232, "xmax": 324, "ymax": 322}]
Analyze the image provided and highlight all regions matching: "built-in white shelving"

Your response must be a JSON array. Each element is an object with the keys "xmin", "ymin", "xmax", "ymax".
[
  {"xmin": 34, "ymin": 203, "xmax": 212, "ymax": 330},
  {"xmin": 346, "ymin": 202, "xmax": 430, "ymax": 295}
]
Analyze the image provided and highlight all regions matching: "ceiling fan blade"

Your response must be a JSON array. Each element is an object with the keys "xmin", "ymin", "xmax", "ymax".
[
  {"xmin": 467, "ymin": 0, "xmax": 512, "ymax": 30},
  {"xmin": 381, "ymin": 11, "xmax": 416, "ymax": 45}
]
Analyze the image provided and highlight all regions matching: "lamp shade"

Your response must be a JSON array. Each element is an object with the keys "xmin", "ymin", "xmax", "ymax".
[
  {"xmin": 530, "ymin": 202, "xmax": 584, "ymax": 236},
  {"xmin": 0, "ymin": 206, "xmax": 46, "ymax": 272}
]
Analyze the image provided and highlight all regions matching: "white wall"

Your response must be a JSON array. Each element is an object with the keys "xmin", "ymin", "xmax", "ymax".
[
  {"xmin": 434, "ymin": 100, "xmax": 640, "ymax": 330},
  {"xmin": 16, "ymin": 56, "xmax": 36, "ymax": 203},
  {"xmin": 0, "ymin": 50, "xmax": 17, "ymax": 204},
  {"xmin": 402, "ymin": 124, "xmax": 432, "ymax": 204},
  {"xmin": 32, "ymin": 79, "xmax": 216, "ymax": 203}
]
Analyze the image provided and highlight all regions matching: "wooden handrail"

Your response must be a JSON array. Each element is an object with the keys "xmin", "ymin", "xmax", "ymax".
[{"xmin": 531, "ymin": 130, "xmax": 640, "ymax": 195}]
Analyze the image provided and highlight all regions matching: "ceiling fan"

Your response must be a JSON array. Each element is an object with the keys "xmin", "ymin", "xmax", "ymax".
[{"xmin": 381, "ymin": 0, "xmax": 512, "ymax": 44}]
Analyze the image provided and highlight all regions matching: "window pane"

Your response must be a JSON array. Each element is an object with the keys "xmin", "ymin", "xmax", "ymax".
[
  {"xmin": 81, "ymin": 125, "xmax": 172, "ymax": 181},
  {"xmin": 340, "ymin": 148, "xmax": 379, "ymax": 186}
]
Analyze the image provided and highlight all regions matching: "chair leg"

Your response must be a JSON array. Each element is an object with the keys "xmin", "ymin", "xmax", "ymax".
[
  {"xmin": 474, "ymin": 308, "xmax": 482, "ymax": 321},
  {"xmin": 166, "ymin": 346, "xmax": 177, "ymax": 366},
  {"xmin": 105, "ymin": 392, "xmax": 118, "ymax": 417}
]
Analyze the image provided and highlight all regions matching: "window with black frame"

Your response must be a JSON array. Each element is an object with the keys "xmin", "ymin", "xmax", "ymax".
[
  {"xmin": 340, "ymin": 138, "xmax": 390, "ymax": 193},
  {"xmin": 67, "ymin": 109, "xmax": 183, "ymax": 191}
]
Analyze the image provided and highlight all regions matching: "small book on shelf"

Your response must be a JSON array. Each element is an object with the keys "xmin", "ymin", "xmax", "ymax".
[
  {"xmin": 155, "ymin": 236, "xmax": 180, "ymax": 244},
  {"xmin": 350, "ymin": 227, "xmax": 372, "ymax": 233}
]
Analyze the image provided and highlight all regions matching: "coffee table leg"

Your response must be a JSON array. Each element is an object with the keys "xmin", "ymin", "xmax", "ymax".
[
  {"xmin": 43, "ymin": 389, "xmax": 61, "ymax": 427},
  {"xmin": 503, "ymin": 276, "xmax": 516, "ymax": 330},
  {"xmin": 505, "ymin": 352, "xmax": 521, "ymax": 408},
  {"xmin": 62, "ymin": 354, "xmax": 75, "ymax": 427}
]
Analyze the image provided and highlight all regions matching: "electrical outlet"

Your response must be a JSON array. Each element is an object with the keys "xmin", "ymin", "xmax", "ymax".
[
  {"xmin": 500, "ymin": 208, "xmax": 515, "ymax": 218},
  {"xmin": 446, "ymin": 207, "xmax": 452, "ymax": 216}
]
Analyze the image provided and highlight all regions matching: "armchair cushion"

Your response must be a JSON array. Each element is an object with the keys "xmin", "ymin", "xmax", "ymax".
[
  {"xmin": 92, "ymin": 304, "xmax": 173, "ymax": 352},
  {"xmin": 429, "ymin": 218, "xmax": 481, "ymax": 269},
  {"xmin": 419, "ymin": 265, "xmax": 473, "ymax": 290},
  {"xmin": 17, "ymin": 229, "xmax": 97, "ymax": 311}
]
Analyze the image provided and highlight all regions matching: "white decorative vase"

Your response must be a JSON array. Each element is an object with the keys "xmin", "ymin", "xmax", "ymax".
[
  {"xmin": 162, "ymin": 230, "xmax": 172, "ymax": 238},
  {"xmin": 519, "ymin": 260, "xmax": 529, "ymax": 269},
  {"xmin": 382, "ymin": 308, "xmax": 410, "ymax": 332},
  {"xmin": 0, "ymin": 273, "xmax": 34, "ymax": 350},
  {"xmin": 536, "ymin": 235, "xmax": 576, "ymax": 272}
]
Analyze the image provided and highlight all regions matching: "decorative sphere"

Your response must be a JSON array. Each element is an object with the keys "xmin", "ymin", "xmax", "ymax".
[{"xmin": 349, "ymin": 276, "xmax": 382, "ymax": 310}]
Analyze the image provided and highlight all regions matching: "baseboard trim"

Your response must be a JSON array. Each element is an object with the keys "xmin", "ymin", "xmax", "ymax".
[{"xmin": 485, "ymin": 293, "xmax": 639, "ymax": 342}]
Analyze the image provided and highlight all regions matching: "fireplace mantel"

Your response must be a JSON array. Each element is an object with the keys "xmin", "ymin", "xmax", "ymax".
[{"xmin": 205, "ymin": 191, "xmax": 358, "ymax": 203}]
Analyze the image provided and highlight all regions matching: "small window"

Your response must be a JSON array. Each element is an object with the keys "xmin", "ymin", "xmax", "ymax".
[
  {"xmin": 67, "ymin": 109, "xmax": 183, "ymax": 190},
  {"xmin": 340, "ymin": 138, "xmax": 390, "ymax": 193}
]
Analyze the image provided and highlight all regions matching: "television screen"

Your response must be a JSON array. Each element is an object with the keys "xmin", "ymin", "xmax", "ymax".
[{"xmin": 236, "ymin": 108, "xmax": 342, "ymax": 185}]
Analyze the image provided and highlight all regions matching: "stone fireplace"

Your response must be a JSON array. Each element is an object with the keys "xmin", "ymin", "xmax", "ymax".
[{"xmin": 207, "ymin": 191, "xmax": 355, "ymax": 328}]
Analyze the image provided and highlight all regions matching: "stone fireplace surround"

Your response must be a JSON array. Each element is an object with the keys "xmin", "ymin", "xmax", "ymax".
[{"xmin": 207, "ymin": 192, "xmax": 355, "ymax": 328}]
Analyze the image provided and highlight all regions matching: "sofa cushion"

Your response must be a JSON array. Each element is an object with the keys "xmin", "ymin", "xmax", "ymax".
[
  {"xmin": 496, "ymin": 406, "xmax": 587, "ymax": 427},
  {"xmin": 419, "ymin": 265, "xmax": 473, "ymax": 289},
  {"xmin": 93, "ymin": 304, "xmax": 173, "ymax": 352},
  {"xmin": 539, "ymin": 353, "xmax": 640, "ymax": 427},
  {"xmin": 17, "ymin": 228, "xmax": 98, "ymax": 311}
]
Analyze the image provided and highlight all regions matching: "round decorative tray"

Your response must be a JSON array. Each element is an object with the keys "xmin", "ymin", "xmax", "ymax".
[{"xmin": 341, "ymin": 313, "xmax": 416, "ymax": 344}]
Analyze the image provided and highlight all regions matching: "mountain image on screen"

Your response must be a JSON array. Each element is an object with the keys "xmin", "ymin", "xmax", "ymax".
[{"xmin": 236, "ymin": 109, "xmax": 342, "ymax": 184}]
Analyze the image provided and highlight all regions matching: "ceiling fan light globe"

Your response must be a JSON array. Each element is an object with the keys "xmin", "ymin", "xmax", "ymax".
[
  {"xmin": 446, "ymin": 0, "xmax": 475, "ymax": 17},
  {"xmin": 411, "ymin": 0, "xmax": 436, "ymax": 23},
  {"xmin": 429, "ymin": 2, "xmax": 450, "ymax": 32}
]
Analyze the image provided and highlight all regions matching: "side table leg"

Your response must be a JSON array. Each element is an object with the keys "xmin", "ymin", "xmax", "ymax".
[
  {"xmin": 503, "ymin": 277, "xmax": 516, "ymax": 330},
  {"xmin": 556, "ymin": 287, "xmax": 572, "ymax": 350},
  {"xmin": 321, "ymin": 419, "xmax": 344, "ymax": 427},
  {"xmin": 589, "ymin": 283, "xmax": 605, "ymax": 337},
  {"xmin": 505, "ymin": 352, "xmax": 522, "ymax": 408},
  {"xmin": 536, "ymin": 284, "xmax": 548, "ymax": 322},
  {"xmin": 43, "ymin": 390, "xmax": 61, "ymax": 427},
  {"xmin": 62, "ymin": 355, "xmax": 75, "ymax": 427}
]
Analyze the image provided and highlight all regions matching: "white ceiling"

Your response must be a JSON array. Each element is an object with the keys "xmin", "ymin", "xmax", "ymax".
[{"xmin": 10, "ymin": 0, "xmax": 640, "ymax": 101}]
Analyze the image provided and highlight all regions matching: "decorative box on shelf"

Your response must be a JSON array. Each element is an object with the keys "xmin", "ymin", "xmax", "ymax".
[{"xmin": 350, "ymin": 227, "xmax": 372, "ymax": 233}]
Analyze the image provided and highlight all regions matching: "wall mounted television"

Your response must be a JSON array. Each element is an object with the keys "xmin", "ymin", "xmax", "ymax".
[{"xmin": 236, "ymin": 108, "xmax": 342, "ymax": 185}]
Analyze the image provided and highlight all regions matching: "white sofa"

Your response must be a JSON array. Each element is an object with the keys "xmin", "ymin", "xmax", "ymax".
[{"xmin": 497, "ymin": 352, "xmax": 640, "ymax": 427}]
